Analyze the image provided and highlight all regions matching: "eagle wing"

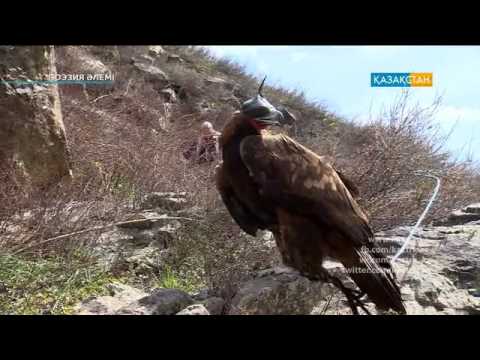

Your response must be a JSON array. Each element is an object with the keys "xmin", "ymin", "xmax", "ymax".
[
  {"xmin": 239, "ymin": 133, "xmax": 373, "ymax": 247},
  {"xmin": 332, "ymin": 165, "xmax": 360, "ymax": 199},
  {"xmin": 215, "ymin": 163, "xmax": 262, "ymax": 236},
  {"xmin": 239, "ymin": 134, "xmax": 406, "ymax": 314}
]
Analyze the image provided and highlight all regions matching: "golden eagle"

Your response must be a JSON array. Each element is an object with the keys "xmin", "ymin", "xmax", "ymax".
[{"xmin": 215, "ymin": 79, "xmax": 405, "ymax": 315}]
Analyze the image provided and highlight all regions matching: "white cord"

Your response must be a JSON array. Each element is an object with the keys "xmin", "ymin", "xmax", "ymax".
[{"xmin": 391, "ymin": 172, "xmax": 441, "ymax": 264}]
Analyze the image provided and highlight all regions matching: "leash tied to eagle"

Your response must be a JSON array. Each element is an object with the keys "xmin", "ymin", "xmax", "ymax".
[{"xmin": 216, "ymin": 76, "xmax": 440, "ymax": 315}]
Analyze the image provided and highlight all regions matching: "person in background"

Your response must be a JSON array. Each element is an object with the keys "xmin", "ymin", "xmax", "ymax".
[
  {"xmin": 182, "ymin": 121, "xmax": 221, "ymax": 163},
  {"xmin": 194, "ymin": 121, "xmax": 221, "ymax": 163}
]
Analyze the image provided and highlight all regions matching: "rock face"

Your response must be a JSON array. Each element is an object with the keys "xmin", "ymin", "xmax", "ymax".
[
  {"xmin": 434, "ymin": 203, "xmax": 480, "ymax": 226},
  {"xmin": 227, "ymin": 204, "xmax": 480, "ymax": 315},
  {"xmin": 131, "ymin": 58, "xmax": 169, "ymax": 88},
  {"xmin": 75, "ymin": 284, "xmax": 194, "ymax": 315},
  {"xmin": 94, "ymin": 210, "xmax": 183, "ymax": 272},
  {"xmin": 74, "ymin": 283, "xmax": 148, "ymax": 315},
  {"xmin": 228, "ymin": 266, "xmax": 335, "ymax": 315},
  {"xmin": 92, "ymin": 193, "xmax": 190, "ymax": 272},
  {"xmin": 0, "ymin": 45, "xmax": 72, "ymax": 188},
  {"xmin": 330, "ymin": 218, "xmax": 480, "ymax": 314},
  {"xmin": 465, "ymin": 203, "xmax": 480, "ymax": 214},
  {"xmin": 74, "ymin": 203, "xmax": 480, "ymax": 316},
  {"xmin": 117, "ymin": 288, "xmax": 193, "ymax": 315}
]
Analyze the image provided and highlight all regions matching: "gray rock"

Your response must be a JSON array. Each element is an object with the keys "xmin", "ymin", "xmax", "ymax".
[
  {"xmin": 124, "ymin": 246, "xmax": 169, "ymax": 270},
  {"xmin": 175, "ymin": 205, "xmax": 204, "ymax": 217},
  {"xmin": 166, "ymin": 54, "xmax": 184, "ymax": 64},
  {"xmin": 160, "ymin": 88, "xmax": 177, "ymax": 103},
  {"xmin": 148, "ymin": 46, "xmax": 166, "ymax": 57},
  {"xmin": 117, "ymin": 211, "xmax": 181, "ymax": 229},
  {"xmin": 74, "ymin": 283, "xmax": 148, "ymax": 315},
  {"xmin": 76, "ymin": 53, "xmax": 111, "ymax": 75},
  {"xmin": 434, "ymin": 204, "xmax": 480, "ymax": 226},
  {"xmin": 465, "ymin": 203, "xmax": 480, "ymax": 214},
  {"xmin": 228, "ymin": 214, "xmax": 480, "ymax": 315},
  {"xmin": 229, "ymin": 267, "xmax": 335, "ymax": 315},
  {"xmin": 445, "ymin": 210, "xmax": 480, "ymax": 226},
  {"xmin": 468, "ymin": 288, "xmax": 480, "ymax": 297},
  {"xmin": 397, "ymin": 258, "xmax": 480, "ymax": 314},
  {"xmin": 132, "ymin": 60, "xmax": 169, "ymax": 85},
  {"xmin": 176, "ymin": 304, "xmax": 210, "ymax": 315},
  {"xmin": 204, "ymin": 76, "xmax": 228, "ymax": 85},
  {"xmin": 140, "ymin": 192, "xmax": 188, "ymax": 211},
  {"xmin": 117, "ymin": 288, "xmax": 193, "ymax": 315},
  {"xmin": 93, "ymin": 211, "xmax": 182, "ymax": 271},
  {"xmin": 202, "ymin": 297, "xmax": 225, "ymax": 315},
  {"xmin": 138, "ymin": 54, "xmax": 155, "ymax": 64},
  {"xmin": 191, "ymin": 288, "xmax": 211, "ymax": 301},
  {"xmin": 0, "ymin": 45, "xmax": 72, "ymax": 188}
]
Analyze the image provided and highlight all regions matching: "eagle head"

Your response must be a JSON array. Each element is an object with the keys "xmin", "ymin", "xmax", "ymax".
[{"xmin": 240, "ymin": 76, "xmax": 297, "ymax": 130}]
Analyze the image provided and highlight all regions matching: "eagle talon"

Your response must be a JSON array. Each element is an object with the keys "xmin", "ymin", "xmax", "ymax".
[{"xmin": 323, "ymin": 271, "xmax": 371, "ymax": 315}]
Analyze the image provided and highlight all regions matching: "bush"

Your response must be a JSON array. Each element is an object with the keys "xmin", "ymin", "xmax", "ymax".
[{"xmin": 331, "ymin": 91, "xmax": 480, "ymax": 230}]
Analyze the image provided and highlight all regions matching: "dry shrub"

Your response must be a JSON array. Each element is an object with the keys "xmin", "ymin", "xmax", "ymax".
[
  {"xmin": 330, "ymin": 91, "xmax": 480, "ymax": 230},
  {"xmin": 0, "ymin": 168, "xmax": 127, "ymax": 256},
  {"xmin": 3, "ymin": 46, "xmax": 479, "ymax": 300}
]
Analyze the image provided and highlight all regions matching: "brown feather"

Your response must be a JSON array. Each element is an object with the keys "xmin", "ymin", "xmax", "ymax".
[{"xmin": 217, "ymin": 114, "xmax": 406, "ymax": 314}]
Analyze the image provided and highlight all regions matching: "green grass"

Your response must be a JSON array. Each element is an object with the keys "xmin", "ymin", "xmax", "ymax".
[
  {"xmin": 0, "ymin": 252, "xmax": 117, "ymax": 315},
  {"xmin": 152, "ymin": 265, "xmax": 202, "ymax": 294},
  {"xmin": 0, "ymin": 248, "xmax": 205, "ymax": 315}
]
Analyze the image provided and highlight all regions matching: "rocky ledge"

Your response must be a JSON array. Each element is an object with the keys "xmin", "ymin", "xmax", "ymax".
[{"xmin": 74, "ymin": 202, "xmax": 480, "ymax": 315}]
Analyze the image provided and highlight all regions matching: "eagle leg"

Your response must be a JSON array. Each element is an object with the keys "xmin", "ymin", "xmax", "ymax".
[{"xmin": 321, "ymin": 271, "xmax": 371, "ymax": 315}]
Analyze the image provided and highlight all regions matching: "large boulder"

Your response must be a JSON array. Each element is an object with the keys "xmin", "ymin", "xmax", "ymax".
[
  {"xmin": 131, "ymin": 58, "xmax": 169, "ymax": 88},
  {"xmin": 227, "ymin": 211, "xmax": 480, "ymax": 315},
  {"xmin": 465, "ymin": 203, "xmax": 480, "ymax": 214},
  {"xmin": 356, "ymin": 219, "xmax": 480, "ymax": 314},
  {"xmin": 434, "ymin": 203, "xmax": 480, "ymax": 226},
  {"xmin": 74, "ymin": 283, "xmax": 148, "ymax": 315},
  {"xmin": 93, "ymin": 210, "xmax": 182, "ymax": 272},
  {"xmin": 116, "ymin": 288, "xmax": 193, "ymax": 315},
  {"xmin": 75, "ymin": 284, "xmax": 194, "ymax": 315},
  {"xmin": 394, "ymin": 259, "xmax": 480, "ymax": 315},
  {"xmin": 0, "ymin": 45, "xmax": 72, "ymax": 188},
  {"xmin": 228, "ymin": 266, "xmax": 335, "ymax": 315}
]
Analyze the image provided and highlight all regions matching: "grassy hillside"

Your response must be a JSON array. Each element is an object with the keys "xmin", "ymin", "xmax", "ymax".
[{"xmin": 1, "ymin": 45, "xmax": 479, "ymax": 314}]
